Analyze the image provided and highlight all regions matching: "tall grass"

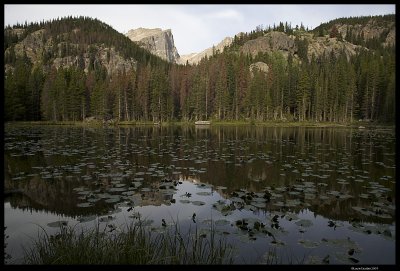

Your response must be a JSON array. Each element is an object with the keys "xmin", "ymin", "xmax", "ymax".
[{"xmin": 23, "ymin": 221, "xmax": 234, "ymax": 264}]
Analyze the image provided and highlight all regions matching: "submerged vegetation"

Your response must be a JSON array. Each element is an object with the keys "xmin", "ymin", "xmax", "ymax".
[{"xmin": 23, "ymin": 221, "xmax": 234, "ymax": 264}]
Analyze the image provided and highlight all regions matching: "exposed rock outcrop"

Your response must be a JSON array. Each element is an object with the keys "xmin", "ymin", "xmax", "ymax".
[
  {"xmin": 384, "ymin": 28, "xmax": 395, "ymax": 47},
  {"xmin": 5, "ymin": 29, "xmax": 137, "ymax": 75},
  {"xmin": 307, "ymin": 36, "xmax": 363, "ymax": 61},
  {"xmin": 13, "ymin": 29, "xmax": 47, "ymax": 63},
  {"xmin": 240, "ymin": 30, "xmax": 365, "ymax": 62},
  {"xmin": 126, "ymin": 27, "xmax": 180, "ymax": 63},
  {"xmin": 336, "ymin": 19, "xmax": 396, "ymax": 47},
  {"xmin": 52, "ymin": 46, "xmax": 137, "ymax": 74},
  {"xmin": 241, "ymin": 31, "xmax": 297, "ymax": 56},
  {"xmin": 241, "ymin": 31, "xmax": 296, "ymax": 59},
  {"xmin": 249, "ymin": 62, "xmax": 269, "ymax": 77},
  {"xmin": 178, "ymin": 36, "xmax": 233, "ymax": 65}
]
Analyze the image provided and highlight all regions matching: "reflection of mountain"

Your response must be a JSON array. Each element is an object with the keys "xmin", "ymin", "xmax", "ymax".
[
  {"xmin": 4, "ymin": 173, "xmax": 107, "ymax": 217},
  {"xmin": 4, "ymin": 125, "xmax": 395, "ymax": 223}
]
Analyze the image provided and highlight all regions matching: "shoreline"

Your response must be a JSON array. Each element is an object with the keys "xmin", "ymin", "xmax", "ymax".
[{"xmin": 4, "ymin": 120, "xmax": 394, "ymax": 129}]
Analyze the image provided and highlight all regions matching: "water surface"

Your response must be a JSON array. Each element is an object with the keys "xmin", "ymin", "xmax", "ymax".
[{"xmin": 4, "ymin": 124, "xmax": 396, "ymax": 264}]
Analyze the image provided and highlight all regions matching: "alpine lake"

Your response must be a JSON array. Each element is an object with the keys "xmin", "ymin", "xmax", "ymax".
[{"xmin": 4, "ymin": 123, "xmax": 396, "ymax": 264}]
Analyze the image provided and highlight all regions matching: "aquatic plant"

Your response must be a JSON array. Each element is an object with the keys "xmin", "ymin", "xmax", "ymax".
[{"xmin": 22, "ymin": 220, "xmax": 234, "ymax": 264}]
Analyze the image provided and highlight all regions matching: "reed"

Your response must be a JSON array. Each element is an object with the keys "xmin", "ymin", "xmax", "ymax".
[{"xmin": 23, "ymin": 221, "xmax": 234, "ymax": 264}]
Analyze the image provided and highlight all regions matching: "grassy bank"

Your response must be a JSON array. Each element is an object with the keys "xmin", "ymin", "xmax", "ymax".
[{"xmin": 22, "ymin": 222, "xmax": 234, "ymax": 264}]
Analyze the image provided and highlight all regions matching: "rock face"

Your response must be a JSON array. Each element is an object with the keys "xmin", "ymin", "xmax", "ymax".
[
  {"xmin": 12, "ymin": 29, "xmax": 47, "ymax": 64},
  {"xmin": 249, "ymin": 62, "xmax": 269, "ymax": 77},
  {"xmin": 241, "ymin": 31, "xmax": 296, "ymax": 59},
  {"xmin": 307, "ymin": 36, "xmax": 362, "ymax": 61},
  {"xmin": 126, "ymin": 28, "xmax": 233, "ymax": 65},
  {"xmin": 384, "ymin": 28, "xmax": 395, "ymax": 47},
  {"xmin": 5, "ymin": 28, "xmax": 137, "ymax": 75},
  {"xmin": 178, "ymin": 36, "xmax": 233, "ymax": 65},
  {"xmin": 240, "ymin": 31, "xmax": 364, "ymax": 62},
  {"xmin": 126, "ymin": 27, "xmax": 180, "ymax": 63},
  {"xmin": 335, "ymin": 19, "xmax": 396, "ymax": 47},
  {"xmin": 52, "ymin": 46, "xmax": 137, "ymax": 75}
]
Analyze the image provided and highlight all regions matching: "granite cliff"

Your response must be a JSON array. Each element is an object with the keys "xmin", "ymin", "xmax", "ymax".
[{"xmin": 126, "ymin": 27, "xmax": 180, "ymax": 63}]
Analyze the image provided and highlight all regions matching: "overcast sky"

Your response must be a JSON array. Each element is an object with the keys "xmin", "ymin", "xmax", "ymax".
[{"xmin": 4, "ymin": 4, "xmax": 395, "ymax": 55}]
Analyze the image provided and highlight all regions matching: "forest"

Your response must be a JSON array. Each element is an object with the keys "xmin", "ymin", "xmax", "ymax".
[{"xmin": 4, "ymin": 15, "xmax": 396, "ymax": 123}]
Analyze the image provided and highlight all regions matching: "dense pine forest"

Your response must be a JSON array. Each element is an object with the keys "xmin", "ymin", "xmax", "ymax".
[{"xmin": 4, "ymin": 15, "xmax": 395, "ymax": 123}]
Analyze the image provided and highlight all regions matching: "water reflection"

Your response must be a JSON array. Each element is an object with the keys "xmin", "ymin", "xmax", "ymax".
[{"xmin": 4, "ymin": 124, "xmax": 396, "ymax": 264}]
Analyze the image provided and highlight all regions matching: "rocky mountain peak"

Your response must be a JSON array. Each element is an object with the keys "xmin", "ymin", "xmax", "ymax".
[
  {"xmin": 178, "ymin": 36, "xmax": 233, "ymax": 65},
  {"xmin": 126, "ymin": 27, "xmax": 180, "ymax": 63}
]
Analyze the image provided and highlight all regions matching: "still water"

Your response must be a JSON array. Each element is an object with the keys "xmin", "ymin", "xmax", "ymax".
[{"xmin": 4, "ymin": 124, "xmax": 396, "ymax": 264}]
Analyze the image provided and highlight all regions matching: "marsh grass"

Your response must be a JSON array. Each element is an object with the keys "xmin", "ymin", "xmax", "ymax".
[{"xmin": 23, "ymin": 220, "xmax": 235, "ymax": 264}]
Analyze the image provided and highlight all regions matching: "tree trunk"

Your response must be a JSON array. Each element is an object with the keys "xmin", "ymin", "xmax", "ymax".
[
  {"xmin": 53, "ymin": 101, "xmax": 57, "ymax": 121},
  {"xmin": 124, "ymin": 89, "xmax": 129, "ymax": 121}
]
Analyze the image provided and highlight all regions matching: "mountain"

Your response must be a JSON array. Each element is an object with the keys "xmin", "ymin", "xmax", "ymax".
[
  {"xmin": 4, "ymin": 15, "xmax": 395, "ymax": 124},
  {"xmin": 178, "ymin": 36, "xmax": 233, "ymax": 65},
  {"xmin": 4, "ymin": 16, "xmax": 170, "ymax": 121},
  {"xmin": 4, "ymin": 28, "xmax": 137, "ymax": 76},
  {"xmin": 125, "ymin": 28, "xmax": 233, "ymax": 65},
  {"xmin": 237, "ymin": 15, "xmax": 395, "ymax": 63},
  {"xmin": 4, "ymin": 17, "xmax": 169, "ymax": 76},
  {"xmin": 239, "ymin": 30, "xmax": 363, "ymax": 62},
  {"xmin": 126, "ymin": 27, "xmax": 180, "ymax": 63}
]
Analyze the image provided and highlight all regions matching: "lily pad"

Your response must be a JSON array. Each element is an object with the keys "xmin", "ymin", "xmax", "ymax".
[
  {"xmin": 78, "ymin": 215, "xmax": 97, "ymax": 223},
  {"xmin": 285, "ymin": 213, "xmax": 299, "ymax": 221},
  {"xmin": 99, "ymin": 216, "xmax": 115, "ymax": 222},
  {"xmin": 230, "ymin": 197, "xmax": 244, "ymax": 203},
  {"xmin": 131, "ymin": 181, "xmax": 142, "ymax": 188},
  {"xmin": 270, "ymin": 239, "xmax": 286, "ymax": 247},
  {"xmin": 295, "ymin": 219, "xmax": 313, "ymax": 227},
  {"xmin": 215, "ymin": 219, "xmax": 230, "ymax": 226},
  {"xmin": 122, "ymin": 191, "xmax": 136, "ymax": 196},
  {"xmin": 105, "ymin": 198, "xmax": 121, "ymax": 203},
  {"xmin": 251, "ymin": 202, "xmax": 266, "ymax": 208},
  {"xmin": 97, "ymin": 193, "xmax": 112, "ymax": 199},
  {"xmin": 192, "ymin": 201, "xmax": 206, "ymax": 206},
  {"xmin": 108, "ymin": 187, "xmax": 127, "ymax": 192},
  {"xmin": 77, "ymin": 202, "xmax": 94, "ymax": 208},
  {"xmin": 298, "ymin": 239, "xmax": 320, "ymax": 248},
  {"xmin": 351, "ymin": 206, "xmax": 374, "ymax": 216},
  {"xmin": 196, "ymin": 191, "xmax": 212, "ymax": 196},
  {"xmin": 77, "ymin": 190, "xmax": 91, "ymax": 195},
  {"xmin": 47, "ymin": 221, "xmax": 68, "ymax": 227}
]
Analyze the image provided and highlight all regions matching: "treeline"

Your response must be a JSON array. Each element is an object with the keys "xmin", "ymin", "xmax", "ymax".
[{"xmin": 4, "ymin": 16, "xmax": 395, "ymax": 123}]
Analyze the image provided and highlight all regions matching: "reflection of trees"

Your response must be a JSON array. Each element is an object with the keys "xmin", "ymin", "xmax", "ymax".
[{"xmin": 4, "ymin": 125, "xmax": 395, "ymax": 224}]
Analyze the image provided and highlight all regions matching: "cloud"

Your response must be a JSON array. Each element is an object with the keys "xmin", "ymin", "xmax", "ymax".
[{"xmin": 208, "ymin": 9, "xmax": 244, "ymax": 21}]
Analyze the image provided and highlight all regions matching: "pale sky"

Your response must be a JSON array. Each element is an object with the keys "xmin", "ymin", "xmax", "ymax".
[{"xmin": 4, "ymin": 4, "xmax": 395, "ymax": 55}]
